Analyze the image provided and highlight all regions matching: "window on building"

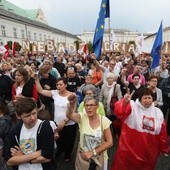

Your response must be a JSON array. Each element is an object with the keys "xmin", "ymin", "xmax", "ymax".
[
  {"xmin": 28, "ymin": 31, "xmax": 31, "ymax": 40},
  {"xmin": 13, "ymin": 28, "xmax": 17, "ymax": 38},
  {"xmin": 0, "ymin": 39, "xmax": 3, "ymax": 46},
  {"xmin": 39, "ymin": 33, "xmax": 42, "ymax": 41},
  {"xmin": 34, "ymin": 32, "xmax": 37, "ymax": 40},
  {"xmin": 21, "ymin": 29, "xmax": 25, "ymax": 39},
  {"xmin": 44, "ymin": 35, "xmax": 46, "ymax": 41},
  {"xmin": 1, "ymin": 25, "xmax": 6, "ymax": 36}
]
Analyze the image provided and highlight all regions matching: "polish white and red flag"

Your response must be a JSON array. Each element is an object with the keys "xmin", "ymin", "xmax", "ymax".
[
  {"xmin": 1, "ymin": 44, "xmax": 10, "ymax": 60},
  {"xmin": 82, "ymin": 43, "xmax": 88, "ymax": 59},
  {"xmin": 12, "ymin": 42, "xmax": 17, "ymax": 57}
]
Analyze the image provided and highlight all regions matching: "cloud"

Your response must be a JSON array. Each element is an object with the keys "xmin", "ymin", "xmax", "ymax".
[{"xmin": 7, "ymin": 0, "xmax": 170, "ymax": 34}]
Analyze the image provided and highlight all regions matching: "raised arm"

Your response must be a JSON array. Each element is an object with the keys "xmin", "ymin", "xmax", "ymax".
[
  {"xmin": 34, "ymin": 74, "xmax": 52, "ymax": 98},
  {"xmin": 66, "ymin": 93, "xmax": 80, "ymax": 123},
  {"xmin": 114, "ymin": 89, "xmax": 134, "ymax": 121},
  {"xmin": 91, "ymin": 53, "xmax": 105, "ymax": 72}
]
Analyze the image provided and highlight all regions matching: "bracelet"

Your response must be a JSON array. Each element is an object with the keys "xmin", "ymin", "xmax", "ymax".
[{"xmin": 93, "ymin": 149, "xmax": 97, "ymax": 156}]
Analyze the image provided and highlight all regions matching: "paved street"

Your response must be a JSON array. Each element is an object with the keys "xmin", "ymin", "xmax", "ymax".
[
  {"xmin": 6, "ymin": 127, "xmax": 170, "ymax": 170},
  {"xmin": 55, "ymin": 128, "xmax": 170, "ymax": 170}
]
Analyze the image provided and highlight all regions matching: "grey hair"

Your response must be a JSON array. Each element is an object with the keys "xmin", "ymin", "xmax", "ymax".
[
  {"xmin": 82, "ymin": 84, "xmax": 97, "ymax": 96},
  {"xmin": 84, "ymin": 96, "xmax": 99, "ymax": 105}
]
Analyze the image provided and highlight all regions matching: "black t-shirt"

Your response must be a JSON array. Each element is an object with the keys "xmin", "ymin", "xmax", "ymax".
[
  {"xmin": 53, "ymin": 62, "xmax": 66, "ymax": 77},
  {"xmin": 128, "ymin": 83, "xmax": 145, "ymax": 101},
  {"xmin": 66, "ymin": 76, "xmax": 81, "ymax": 92}
]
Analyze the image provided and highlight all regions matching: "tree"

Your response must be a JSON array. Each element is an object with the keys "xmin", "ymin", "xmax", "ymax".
[
  {"xmin": 129, "ymin": 40, "xmax": 135, "ymax": 44},
  {"xmin": 74, "ymin": 40, "xmax": 80, "ymax": 51},
  {"xmin": 16, "ymin": 42, "xmax": 22, "ymax": 52},
  {"xmin": 7, "ymin": 41, "xmax": 12, "ymax": 50},
  {"xmin": 87, "ymin": 41, "xmax": 93, "ymax": 53}
]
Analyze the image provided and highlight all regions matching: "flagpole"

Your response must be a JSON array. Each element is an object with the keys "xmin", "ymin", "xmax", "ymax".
[{"xmin": 108, "ymin": 17, "xmax": 111, "ymax": 53}]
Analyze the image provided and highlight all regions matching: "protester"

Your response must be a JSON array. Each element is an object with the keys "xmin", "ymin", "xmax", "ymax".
[
  {"xmin": 34, "ymin": 76, "xmax": 77, "ymax": 162},
  {"xmin": 38, "ymin": 65, "xmax": 57, "ymax": 120},
  {"xmin": 160, "ymin": 66, "xmax": 170, "ymax": 135},
  {"xmin": 5, "ymin": 97, "xmax": 54, "ymax": 170},
  {"xmin": 99, "ymin": 73, "xmax": 122, "ymax": 118},
  {"xmin": 66, "ymin": 94, "xmax": 113, "ymax": 170},
  {"xmin": 66, "ymin": 67, "xmax": 81, "ymax": 92},
  {"xmin": 78, "ymin": 84, "xmax": 105, "ymax": 116},
  {"xmin": 127, "ymin": 64, "xmax": 146, "ymax": 85},
  {"xmin": 147, "ymin": 75, "xmax": 163, "ymax": 108},
  {"xmin": 0, "ymin": 100, "xmax": 12, "ymax": 170},
  {"xmin": 111, "ymin": 88, "xmax": 169, "ymax": 170},
  {"xmin": 128, "ymin": 73, "xmax": 145, "ymax": 101},
  {"xmin": 12, "ymin": 67, "xmax": 38, "ymax": 103}
]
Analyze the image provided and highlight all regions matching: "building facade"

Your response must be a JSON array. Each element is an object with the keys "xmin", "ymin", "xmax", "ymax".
[{"xmin": 0, "ymin": 0, "xmax": 79, "ymax": 53}]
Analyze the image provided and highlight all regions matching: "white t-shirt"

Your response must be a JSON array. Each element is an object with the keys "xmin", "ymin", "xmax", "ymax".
[
  {"xmin": 16, "ymin": 86, "xmax": 23, "ymax": 95},
  {"xmin": 51, "ymin": 90, "xmax": 75, "ymax": 126},
  {"xmin": 18, "ymin": 119, "xmax": 42, "ymax": 170}
]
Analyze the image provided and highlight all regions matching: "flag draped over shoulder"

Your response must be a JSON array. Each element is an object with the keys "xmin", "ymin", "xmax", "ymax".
[
  {"xmin": 151, "ymin": 21, "xmax": 163, "ymax": 69},
  {"xmin": 92, "ymin": 0, "xmax": 110, "ymax": 60}
]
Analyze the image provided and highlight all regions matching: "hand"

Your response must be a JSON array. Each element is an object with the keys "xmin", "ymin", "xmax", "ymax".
[
  {"xmin": 124, "ymin": 81, "xmax": 129, "ymax": 87},
  {"xmin": 33, "ymin": 73, "xmax": 39, "ymax": 80},
  {"xmin": 44, "ymin": 84, "xmax": 50, "ymax": 90},
  {"xmin": 91, "ymin": 54, "xmax": 97, "ymax": 61},
  {"xmin": 57, "ymin": 121, "xmax": 65, "ymax": 132},
  {"xmin": 10, "ymin": 145, "xmax": 23, "ymax": 156},
  {"xmin": 121, "ymin": 68, "xmax": 127, "ymax": 75},
  {"xmin": 54, "ymin": 128, "xmax": 60, "ymax": 140},
  {"xmin": 81, "ymin": 151, "xmax": 93, "ymax": 160},
  {"xmin": 124, "ymin": 89, "xmax": 134, "ymax": 104},
  {"xmin": 67, "ymin": 93, "xmax": 77, "ymax": 105}
]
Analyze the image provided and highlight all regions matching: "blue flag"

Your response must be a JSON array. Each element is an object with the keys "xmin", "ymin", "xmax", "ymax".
[
  {"xmin": 151, "ymin": 21, "xmax": 163, "ymax": 69},
  {"xmin": 92, "ymin": 0, "xmax": 110, "ymax": 60}
]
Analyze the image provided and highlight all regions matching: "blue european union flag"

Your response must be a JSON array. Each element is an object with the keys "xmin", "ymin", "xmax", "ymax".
[
  {"xmin": 92, "ymin": 0, "xmax": 110, "ymax": 60},
  {"xmin": 151, "ymin": 21, "xmax": 163, "ymax": 69}
]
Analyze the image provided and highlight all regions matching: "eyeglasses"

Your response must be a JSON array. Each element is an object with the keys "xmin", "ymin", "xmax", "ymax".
[
  {"xmin": 85, "ymin": 104, "xmax": 96, "ymax": 108},
  {"xmin": 85, "ymin": 93, "xmax": 94, "ymax": 95}
]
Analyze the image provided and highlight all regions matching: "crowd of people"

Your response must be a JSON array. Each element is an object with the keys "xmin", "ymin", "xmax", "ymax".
[{"xmin": 0, "ymin": 51, "xmax": 170, "ymax": 170}]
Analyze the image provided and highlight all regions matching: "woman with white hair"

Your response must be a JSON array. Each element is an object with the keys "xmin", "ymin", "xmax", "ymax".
[
  {"xmin": 99, "ymin": 73, "xmax": 122, "ymax": 119},
  {"xmin": 78, "ymin": 84, "xmax": 105, "ymax": 116}
]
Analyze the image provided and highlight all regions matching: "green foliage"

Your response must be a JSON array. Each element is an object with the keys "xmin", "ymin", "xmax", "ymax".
[
  {"xmin": 16, "ymin": 42, "xmax": 22, "ymax": 52},
  {"xmin": 129, "ymin": 40, "xmax": 135, "ymax": 44},
  {"xmin": 74, "ymin": 40, "xmax": 80, "ymax": 51},
  {"xmin": 87, "ymin": 41, "xmax": 93, "ymax": 53},
  {"xmin": 7, "ymin": 41, "xmax": 12, "ymax": 50}
]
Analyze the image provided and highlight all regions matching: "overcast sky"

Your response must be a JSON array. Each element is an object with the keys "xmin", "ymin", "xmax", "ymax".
[{"xmin": 8, "ymin": 0, "xmax": 170, "ymax": 35}]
